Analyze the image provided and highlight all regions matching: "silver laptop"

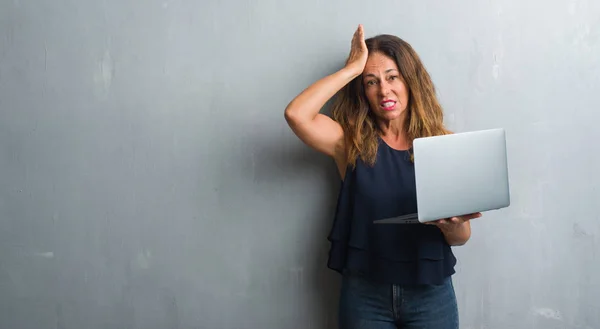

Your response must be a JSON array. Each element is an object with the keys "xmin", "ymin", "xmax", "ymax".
[{"xmin": 374, "ymin": 128, "xmax": 511, "ymax": 224}]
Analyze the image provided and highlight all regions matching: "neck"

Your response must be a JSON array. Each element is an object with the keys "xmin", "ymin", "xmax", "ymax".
[
  {"xmin": 378, "ymin": 111, "xmax": 407, "ymax": 136},
  {"xmin": 377, "ymin": 114, "xmax": 409, "ymax": 149}
]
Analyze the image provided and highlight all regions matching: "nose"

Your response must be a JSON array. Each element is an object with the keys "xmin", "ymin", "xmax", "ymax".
[{"xmin": 379, "ymin": 80, "xmax": 391, "ymax": 96}]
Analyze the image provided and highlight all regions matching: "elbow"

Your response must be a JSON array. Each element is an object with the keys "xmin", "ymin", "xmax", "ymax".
[
  {"xmin": 284, "ymin": 105, "xmax": 304, "ymax": 127},
  {"xmin": 284, "ymin": 107, "xmax": 295, "ymax": 124}
]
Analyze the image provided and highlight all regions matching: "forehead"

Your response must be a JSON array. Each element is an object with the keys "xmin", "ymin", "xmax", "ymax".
[{"xmin": 364, "ymin": 52, "xmax": 398, "ymax": 74}]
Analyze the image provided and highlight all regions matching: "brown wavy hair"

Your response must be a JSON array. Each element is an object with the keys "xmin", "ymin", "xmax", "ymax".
[{"xmin": 331, "ymin": 34, "xmax": 450, "ymax": 167}]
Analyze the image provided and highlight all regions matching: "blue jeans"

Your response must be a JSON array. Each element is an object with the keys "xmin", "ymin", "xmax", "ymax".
[{"xmin": 338, "ymin": 272, "xmax": 459, "ymax": 329}]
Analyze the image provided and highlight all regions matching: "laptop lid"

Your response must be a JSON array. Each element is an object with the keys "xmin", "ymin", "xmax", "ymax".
[
  {"xmin": 374, "ymin": 128, "xmax": 510, "ymax": 224},
  {"xmin": 413, "ymin": 128, "xmax": 510, "ymax": 222}
]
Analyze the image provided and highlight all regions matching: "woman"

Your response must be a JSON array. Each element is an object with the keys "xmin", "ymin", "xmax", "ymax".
[{"xmin": 284, "ymin": 25, "xmax": 481, "ymax": 328}]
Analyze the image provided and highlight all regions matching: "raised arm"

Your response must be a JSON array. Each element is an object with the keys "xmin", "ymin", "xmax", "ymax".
[{"xmin": 284, "ymin": 25, "xmax": 368, "ymax": 159}]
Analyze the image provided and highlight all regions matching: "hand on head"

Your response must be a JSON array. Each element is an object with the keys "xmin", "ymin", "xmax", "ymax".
[{"xmin": 345, "ymin": 24, "xmax": 369, "ymax": 75}]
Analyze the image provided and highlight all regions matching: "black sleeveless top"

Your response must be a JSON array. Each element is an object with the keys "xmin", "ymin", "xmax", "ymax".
[{"xmin": 326, "ymin": 138, "xmax": 456, "ymax": 285}]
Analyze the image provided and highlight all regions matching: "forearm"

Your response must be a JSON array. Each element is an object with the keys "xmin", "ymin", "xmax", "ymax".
[
  {"xmin": 284, "ymin": 67, "xmax": 359, "ymax": 123},
  {"xmin": 439, "ymin": 222, "xmax": 471, "ymax": 246}
]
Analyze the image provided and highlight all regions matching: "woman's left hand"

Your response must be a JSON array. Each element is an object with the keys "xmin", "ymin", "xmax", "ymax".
[{"xmin": 426, "ymin": 212, "xmax": 482, "ymax": 229}]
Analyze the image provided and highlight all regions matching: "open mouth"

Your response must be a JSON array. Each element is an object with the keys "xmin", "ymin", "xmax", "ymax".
[{"xmin": 380, "ymin": 100, "xmax": 396, "ymax": 111}]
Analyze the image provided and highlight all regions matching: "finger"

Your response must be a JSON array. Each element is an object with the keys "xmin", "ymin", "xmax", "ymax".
[{"xmin": 463, "ymin": 213, "xmax": 482, "ymax": 220}]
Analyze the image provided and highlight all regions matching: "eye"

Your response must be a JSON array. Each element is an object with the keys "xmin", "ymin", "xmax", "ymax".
[
  {"xmin": 365, "ymin": 80, "xmax": 377, "ymax": 86},
  {"xmin": 389, "ymin": 75, "xmax": 398, "ymax": 81}
]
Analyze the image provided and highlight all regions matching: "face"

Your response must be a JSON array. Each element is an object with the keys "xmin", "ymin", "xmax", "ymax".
[{"xmin": 362, "ymin": 52, "xmax": 410, "ymax": 122}]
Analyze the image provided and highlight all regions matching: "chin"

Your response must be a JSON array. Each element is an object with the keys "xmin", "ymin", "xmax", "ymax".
[{"xmin": 375, "ymin": 109, "xmax": 405, "ymax": 121}]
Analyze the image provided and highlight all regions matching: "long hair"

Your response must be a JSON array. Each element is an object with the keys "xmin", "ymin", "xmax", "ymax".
[{"xmin": 331, "ymin": 34, "xmax": 449, "ymax": 167}]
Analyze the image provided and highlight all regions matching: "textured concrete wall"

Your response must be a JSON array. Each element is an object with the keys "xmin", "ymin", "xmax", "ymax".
[{"xmin": 1, "ymin": 0, "xmax": 599, "ymax": 328}]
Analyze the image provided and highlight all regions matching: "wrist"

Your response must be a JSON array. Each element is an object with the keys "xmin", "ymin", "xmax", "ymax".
[
  {"xmin": 340, "ymin": 65, "xmax": 362, "ymax": 80},
  {"xmin": 439, "ymin": 221, "xmax": 471, "ymax": 246}
]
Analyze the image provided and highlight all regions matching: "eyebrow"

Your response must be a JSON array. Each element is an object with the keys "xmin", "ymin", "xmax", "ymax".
[{"xmin": 363, "ymin": 69, "xmax": 399, "ymax": 78}]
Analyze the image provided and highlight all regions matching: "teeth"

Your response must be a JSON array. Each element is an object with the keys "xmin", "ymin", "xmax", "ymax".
[{"xmin": 382, "ymin": 101, "xmax": 395, "ymax": 107}]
